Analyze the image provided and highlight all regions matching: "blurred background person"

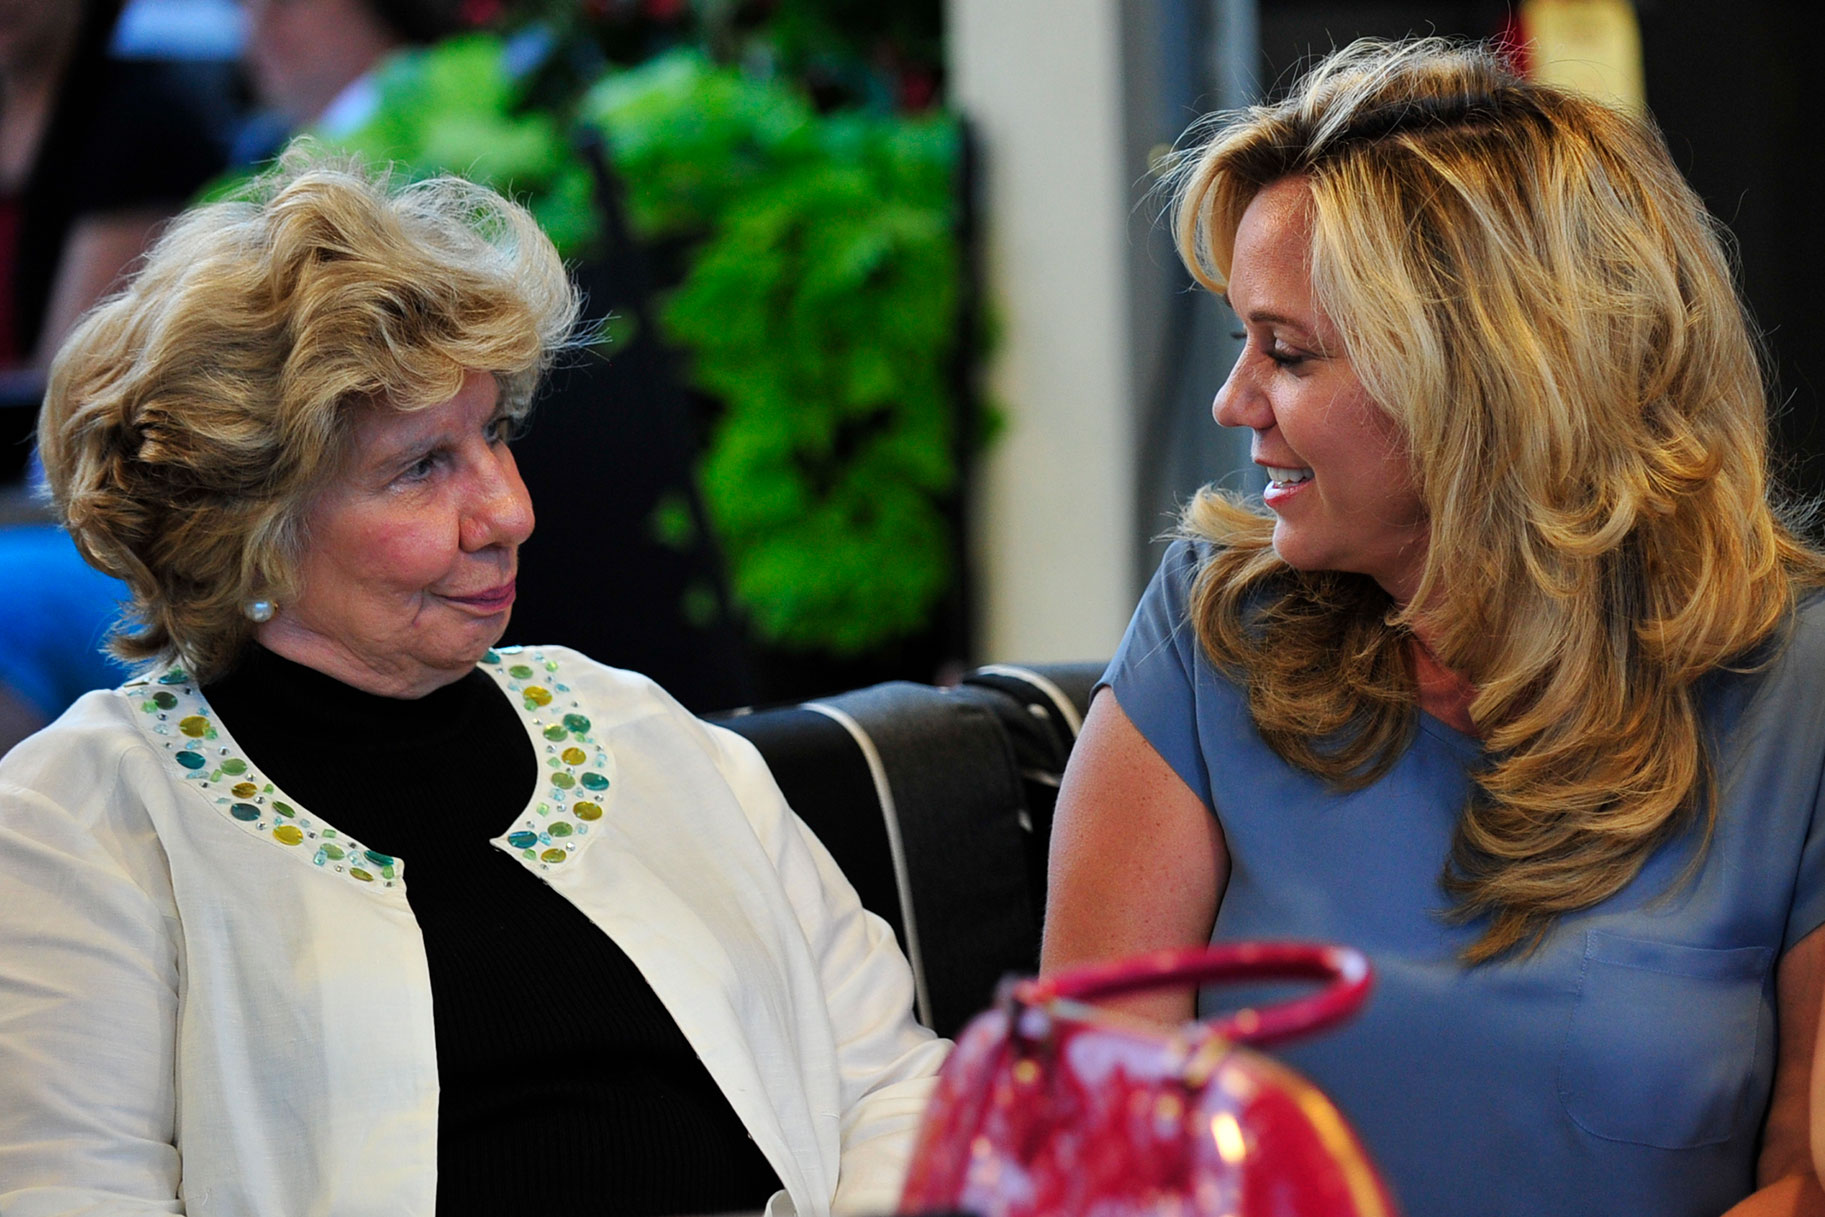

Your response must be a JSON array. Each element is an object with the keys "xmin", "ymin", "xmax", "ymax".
[
  {"xmin": 231, "ymin": 0, "xmax": 459, "ymax": 165},
  {"xmin": 0, "ymin": 0, "xmax": 231, "ymax": 755},
  {"xmin": 0, "ymin": 0, "xmax": 226, "ymax": 376}
]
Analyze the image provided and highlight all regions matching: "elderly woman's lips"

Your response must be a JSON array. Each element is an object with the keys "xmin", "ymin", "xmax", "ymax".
[{"xmin": 446, "ymin": 581, "xmax": 516, "ymax": 612}]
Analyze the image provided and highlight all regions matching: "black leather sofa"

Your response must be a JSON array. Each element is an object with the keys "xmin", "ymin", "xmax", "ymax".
[{"xmin": 713, "ymin": 662, "xmax": 1104, "ymax": 1038}]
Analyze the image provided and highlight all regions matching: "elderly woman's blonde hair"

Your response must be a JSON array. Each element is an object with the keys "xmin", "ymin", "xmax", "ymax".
[
  {"xmin": 1169, "ymin": 36, "xmax": 1825, "ymax": 961},
  {"xmin": 38, "ymin": 146, "xmax": 580, "ymax": 683}
]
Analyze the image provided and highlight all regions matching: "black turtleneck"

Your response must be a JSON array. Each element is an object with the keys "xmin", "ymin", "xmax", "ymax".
[{"xmin": 204, "ymin": 646, "xmax": 780, "ymax": 1215}]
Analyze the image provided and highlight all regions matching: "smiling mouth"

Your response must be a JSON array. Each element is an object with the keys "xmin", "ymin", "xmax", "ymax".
[
  {"xmin": 447, "ymin": 581, "xmax": 516, "ymax": 612},
  {"xmin": 1264, "ymin": 465, "xmax": 1313, "ymax": 489}
]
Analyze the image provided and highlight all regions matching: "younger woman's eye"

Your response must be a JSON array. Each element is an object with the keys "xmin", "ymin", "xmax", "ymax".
[{"xmin": 1232, "ymin": 327, "xmax": 1307, "ymax": 369}]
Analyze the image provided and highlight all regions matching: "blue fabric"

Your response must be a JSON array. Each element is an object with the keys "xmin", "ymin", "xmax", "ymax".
[
  {"xmin": 0, "ymin": 525, "xmax": 130, "ymax": 718},
  {"xmin": 1105, "ymin": 540, "xmax": 1825, "ymax": 1217}
]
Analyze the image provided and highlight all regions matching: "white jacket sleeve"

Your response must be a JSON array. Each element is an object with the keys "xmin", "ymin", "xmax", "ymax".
[
  {"xmin": 0, "ymin": 737, "xmax": 185, "ymax": 1216},
  {"xmin": 704, "ymin": 721, "xmax": 951, "ymax": 1217}
]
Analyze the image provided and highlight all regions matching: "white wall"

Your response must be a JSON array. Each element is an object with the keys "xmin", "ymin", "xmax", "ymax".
[{"xmin": 948, "ymin": 0, "xmax": 1137, "ymax": 665}]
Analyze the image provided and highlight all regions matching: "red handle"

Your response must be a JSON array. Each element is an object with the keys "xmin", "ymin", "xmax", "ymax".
[{"xmin": 1017, "ymin": 942, "xmax": 1372, "ymax": 1048}]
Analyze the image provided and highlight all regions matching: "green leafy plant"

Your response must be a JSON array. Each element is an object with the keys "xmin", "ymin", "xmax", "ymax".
[
  {"xmin": 335, "ymin": 33, "xmax": 600, "ymax": 257},
  {"xmin": 581, "ymin": 53, "xmax": 966, "ymax": 653}
]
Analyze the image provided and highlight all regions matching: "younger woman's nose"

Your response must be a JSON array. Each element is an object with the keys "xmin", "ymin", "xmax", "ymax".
[{"xmin": 1213, "ymin": 356, "xmax": 1270, "ymax": 430}]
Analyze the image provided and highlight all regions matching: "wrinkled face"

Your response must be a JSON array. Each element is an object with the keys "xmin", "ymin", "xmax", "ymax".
[
  {"xmin": 259, "ymin": 372, "xmax": 534, "ymax": 697},
  {"xmin": 1214, "ymin": 176, "xmax": 1428, "ymax": 603}
]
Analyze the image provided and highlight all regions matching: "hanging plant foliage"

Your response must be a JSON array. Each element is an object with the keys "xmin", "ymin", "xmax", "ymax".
[{"xmin": 582, "ymin": 53, "xmax": 966, "ymax": 654}]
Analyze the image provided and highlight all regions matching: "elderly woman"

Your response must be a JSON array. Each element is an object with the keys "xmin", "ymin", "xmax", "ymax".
[
  {"xmin": 0, "ymin": 151, "xmax": 945, "ymax": 1216},
  {"xmin": 1042, "ymin": 37, "xmax": 1825, "ymax": 1217}
]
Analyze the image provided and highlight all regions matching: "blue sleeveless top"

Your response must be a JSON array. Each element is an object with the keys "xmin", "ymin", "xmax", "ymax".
[{"xmin": 1105, "ymin": 541, "xmax": 1825, "ymax": 1217}]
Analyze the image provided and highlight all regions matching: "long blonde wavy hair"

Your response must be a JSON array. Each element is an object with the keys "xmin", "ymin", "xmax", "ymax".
[
  {"xmin": 1169, "ymin": 37, "xmax": 1825, "ymax": 961},
  {"xmin": 38, "ymin": 146, "xmax": 579, "ymax": 683}
]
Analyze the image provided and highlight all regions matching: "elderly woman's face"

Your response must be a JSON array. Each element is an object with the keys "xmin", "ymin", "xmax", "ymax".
[
  {"xmin": 258, "ymin": 372, "xmax": 534, "ymax": 697},
  {"xmin": 1213, "ymin": 176, "xmax": 1428, "ymax": 603}
]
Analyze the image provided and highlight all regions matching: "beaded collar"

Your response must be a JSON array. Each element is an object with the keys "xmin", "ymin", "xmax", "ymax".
[{"xmin": 124, "ymin": 645, "xmax": 617, "ymax": 892}]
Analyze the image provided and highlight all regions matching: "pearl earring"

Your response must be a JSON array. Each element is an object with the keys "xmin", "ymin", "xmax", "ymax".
[{"xmin": 244, "ymin": 598, "xmax": 276, "ymax": 623}]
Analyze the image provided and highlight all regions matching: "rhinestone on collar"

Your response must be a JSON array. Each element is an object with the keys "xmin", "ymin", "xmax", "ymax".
[{"xmin": 478, "ymin": 646, "xmax": 617, "ymax": 873}]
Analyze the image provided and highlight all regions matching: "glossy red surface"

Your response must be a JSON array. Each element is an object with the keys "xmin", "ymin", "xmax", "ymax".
[{"xmin": 898, "ymin": 943, "xmax": 1399, "ymax": 1217}]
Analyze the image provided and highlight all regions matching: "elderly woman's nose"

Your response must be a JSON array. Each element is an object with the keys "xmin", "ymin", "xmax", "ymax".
[{"xmin": 461, "ymin": 450, "xmax": 535, "ymax": 551}]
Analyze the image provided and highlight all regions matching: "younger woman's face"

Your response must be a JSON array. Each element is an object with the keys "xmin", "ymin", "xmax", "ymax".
[{"xmin": 1213, "ymin": 176, "xmax": 1428, "ymax": 603}]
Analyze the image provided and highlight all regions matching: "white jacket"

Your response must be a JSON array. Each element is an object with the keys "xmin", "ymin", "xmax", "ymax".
[{"xmin": 0, "ymin": 645, "xmax": 947, "ymax": 1216}]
